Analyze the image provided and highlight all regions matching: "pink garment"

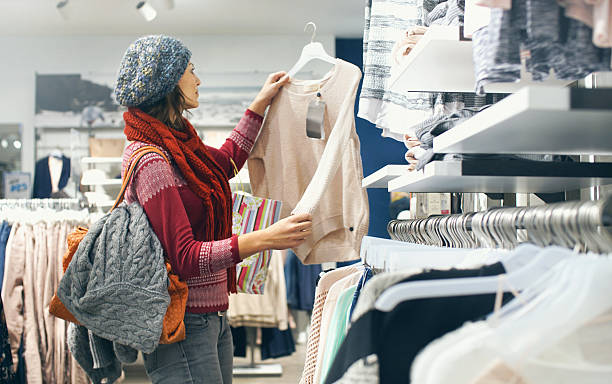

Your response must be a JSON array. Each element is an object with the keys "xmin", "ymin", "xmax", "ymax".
[
  {"xmin": 2, "ymin": 220, "xmax": 89, "ymax": 383},
  {"xmin": 54, "ymin": 222, "xmax": 70, "ymax": 384},
  {"xmin": 32, "ymin": 223, "xmax": 50, "ymax": 383},
  {"xmin": 313, "ymin": 271, "xmax": 363, "ymax": 384},
  {"xmin": 22, "ymin": 223, "xmax": 42, "ymax": 384},
  {"xmin": 593, "ymin": 0, "xmax": 612, "ymax": 47},
  {"xmin": 300, "ymin": 265, "xmax": 362, "ymax": 384},
  {"xmin": 474, "ymin": 0, "xmax": 511, "ymax": 9}
]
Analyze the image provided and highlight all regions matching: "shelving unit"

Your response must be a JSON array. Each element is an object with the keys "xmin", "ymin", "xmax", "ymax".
[
  {"xmin": 387, "ymin": 160, "xmax": 612, "ymax": 193},
  {"xmin": 388, "ymin": 26, "xmax": 568, "ymax": 94},
  {"xmin": 434, "ymin": 87, "xmax": 612, "ymax": 155},
  {"xmin": 362, "ymin": 165, "xmax": 411, "ymax": 188}
]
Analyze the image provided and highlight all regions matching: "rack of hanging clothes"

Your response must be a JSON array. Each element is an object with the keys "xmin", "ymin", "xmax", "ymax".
[
  {"xmin": 300, "ymin": 195, "xmax": 612, "ymax": 384},
  {"xmin": 386, "ymin": 197, "xmax": 612, "ymax": 253},
  {"xmin": 0, "ymin": 198, "xmax": 96, "ymax": 384}
]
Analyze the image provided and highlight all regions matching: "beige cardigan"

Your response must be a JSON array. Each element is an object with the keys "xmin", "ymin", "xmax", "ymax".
[{"xmin": 249, "ymin": 59, "xmax": 369, "ymax": 264}]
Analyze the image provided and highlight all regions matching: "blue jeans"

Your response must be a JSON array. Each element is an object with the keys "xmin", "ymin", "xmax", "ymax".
[{"xmin": 143, "ymin": 312, "xmax": 233, "ymax": 383}]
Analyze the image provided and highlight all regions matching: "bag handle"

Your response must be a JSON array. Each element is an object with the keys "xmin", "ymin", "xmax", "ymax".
[
  {"xmin": 229, "ymin": 157, "xmax": 246, "ymax": 195},
  {"xmin": 110, "ymin": 146, "xmax": 169, "ymax": 212}
]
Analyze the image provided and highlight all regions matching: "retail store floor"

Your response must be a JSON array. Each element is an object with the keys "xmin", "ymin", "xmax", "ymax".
[{"xmin": 122, "ymin": 340, "xmax": 306, "ymax": 384}]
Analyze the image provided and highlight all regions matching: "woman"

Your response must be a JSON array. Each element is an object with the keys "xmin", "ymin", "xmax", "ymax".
[{"xmin": 114, "ymin": 35, "xmax": 313, "ymax": 383}]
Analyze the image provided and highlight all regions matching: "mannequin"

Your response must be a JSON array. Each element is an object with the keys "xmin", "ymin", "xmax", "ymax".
[{"xmin": 32, "ymin": 150, "xmax": 71, "ymax": 198}]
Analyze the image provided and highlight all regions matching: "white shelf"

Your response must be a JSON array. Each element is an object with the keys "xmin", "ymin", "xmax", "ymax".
[
  {"xmin": 89, "ymin": 200, "xmax": 115, "ymax": 207},
  {"xmin": 81, "ymin": 157, "xmax": 123, "ymax": 164},
  {"xmin": 434, "ymin": 87, "xmax": 612, "ymax": 155},
  {"xmin": 387, "ymin": 160, "xmax": 612, "ymax": 193},
  {"xmin": 362, "ymin": 165, "xmax": 411, "ymax": 188},
  {"xmin": 388, "ymin": 26, "xmax": 568, "ymax": 93},
  {"xmin": 81, "ymin": 179, "xmax": 122, "ymax": 186}
]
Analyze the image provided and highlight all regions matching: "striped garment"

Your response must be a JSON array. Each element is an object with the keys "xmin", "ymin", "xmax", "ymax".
[{"xmin": 360, "ymin": 0, "xmax": 433, "ymax": 140}]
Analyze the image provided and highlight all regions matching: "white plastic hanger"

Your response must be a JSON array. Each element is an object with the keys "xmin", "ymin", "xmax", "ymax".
[
  {"xmin": 375, "ymin": 246, "xmax": 573, "ymax": 312},
  {"xmin": 287, "ymin": 22, "xmax": 336, "ymax": 78}
]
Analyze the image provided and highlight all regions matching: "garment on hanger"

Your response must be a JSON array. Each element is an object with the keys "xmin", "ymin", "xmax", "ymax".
[
  {"xmin": 249, "ymin": 59, "xmax": 369, "ymax": 264},
  {"xmin": 425, "ymin": 0, "xmax": 465, "ymax": 26},
  {"xmin": 320, "ymin": 284, "xmax": 358, "ymax": 383},
  {"xmin": 348, "ymin": 266, "xmax": 373, "ymax": 320},
  {"xmin": 0, "ymin": 221, "xmax": 11, "ymax": 293},
  {"xmin": 1, "ymin": 209, "xmax": 91, "ymax": 384},
  {"xmin": 301, "ymin": 264, "xmax": 362, "ymax": 384},
  {"xmin": 313, "ymin": 270, "xmax": 363, "ymax": 384},
  {"xmin": 324, "ymin": 263, "xmax": 512, "ymax": 384},
  {"xmin": 472, "ymin": 0, "xmax": 611, "ymax": 94},
  {"xmin": 285, "ymin": 249, "xmax": 321, "ymax": 311},
  {"xmin": 361, "ymin": 0, "xmax": 433, "ymax": 140},
  {"xmin": 412, "ymin": 256, "xmax": 612, "ymax": 384},
  {"xmin": 32, "ymin": 155, "xmax": 71, "ymax": 199},
  {"xmin": 261, "ymin": 327, "xmax": 296, "ymax": 360},
  {"xmin": 0, "ymin": 296, "xmax": 14, "ymax": 383}
]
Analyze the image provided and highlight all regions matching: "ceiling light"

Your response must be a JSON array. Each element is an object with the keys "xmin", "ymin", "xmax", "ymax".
[
  {"xmin": 0, "ymin": 139, "xmax": 7, "ymax": 149},
  {"xmin": 163, "ymin": 0, "xmax": 175, "ymax": 10},
  {"xmin": 56, "ymin": 0, "xmax": 69, "ymax": 20},
  {"xmin": 136, "ymin": 1, "xmax": 157, "ymax": 22},
  {"xmin": 12, "ymin": 140, "xmax": 21, "ymax": 150}
]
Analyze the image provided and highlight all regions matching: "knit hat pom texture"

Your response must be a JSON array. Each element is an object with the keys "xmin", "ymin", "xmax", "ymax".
[{"xmin": 115, "ymin": 35, "xmax": 192, "ymax": 107}]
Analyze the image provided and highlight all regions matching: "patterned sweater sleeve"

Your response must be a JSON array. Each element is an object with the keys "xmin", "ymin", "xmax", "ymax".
[
  {"xmin": 208, "ymin": 109, "xmax": 263, "ymax": 178},
  {"xmin": 131, "ymin": 153, "xmax": 241, "ymax": 280}
]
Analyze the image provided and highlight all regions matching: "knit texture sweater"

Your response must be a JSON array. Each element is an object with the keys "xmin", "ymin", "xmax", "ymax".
[
  {"xmin": 249, "ymin": 59, "xmax": 369, "ymax": 264},
  {"xmin": 123, "ymin": 109, "xmax": 263, "ymax": 313}
]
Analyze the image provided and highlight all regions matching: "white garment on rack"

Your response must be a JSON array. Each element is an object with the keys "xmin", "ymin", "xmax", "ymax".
[{"xmin": 411, "ymin": 254, "xmax": 612, "ymax": 384}]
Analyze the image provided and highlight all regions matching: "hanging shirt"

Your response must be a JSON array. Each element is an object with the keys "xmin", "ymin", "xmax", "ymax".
[
  {"xmin": 249, "ymin": 59, "xmax": 369, "ymax": 265},
  {"xmin": 325, "ymin": 263, "xmax": 511, "ymax": 384},
  {"xmin": 360, "ymin": 0, "xmax": 434, "ymax": 141}
]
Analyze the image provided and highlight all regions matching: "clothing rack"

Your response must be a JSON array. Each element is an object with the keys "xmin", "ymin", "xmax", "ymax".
[
  {"xmin": 387, "ymin": 195, "xmax": 612, "ymax": 253},
  {"xmin": 0, "ymin": 198, "xmax": 86, "ymax": 211}
]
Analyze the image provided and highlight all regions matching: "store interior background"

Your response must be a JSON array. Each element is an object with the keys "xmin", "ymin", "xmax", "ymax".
[
  {"xmin": 0, "ymin": 0, "xmax": 405, "ymax": 238},
  {"xmin": 0, "ymin": 1, "xmax": 407, "ymax": 382},
  {"xmin": 5, "ymin": 1, "xmax": 611, "ymax": 383}
]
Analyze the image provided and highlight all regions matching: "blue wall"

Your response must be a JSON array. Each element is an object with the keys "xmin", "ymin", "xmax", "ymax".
[{"xmin": 335, "ymin": 38, "xmax": 407, "ymax": 239}]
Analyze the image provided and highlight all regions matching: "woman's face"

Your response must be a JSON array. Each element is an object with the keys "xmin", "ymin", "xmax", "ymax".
[{"xmin": 178, "ymin": 62, "xmax": 201, "ymax": 109}]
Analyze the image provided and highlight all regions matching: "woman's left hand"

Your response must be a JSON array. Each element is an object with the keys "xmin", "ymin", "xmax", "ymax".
[{"xmin": 249, "ymin": 71, "xmax": 290, "ymax": 116}]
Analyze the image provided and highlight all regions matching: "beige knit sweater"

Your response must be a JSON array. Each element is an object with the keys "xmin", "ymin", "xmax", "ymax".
[{"xmin": 249, "ymin": 59, "xmax": 369, "ymax": 264}]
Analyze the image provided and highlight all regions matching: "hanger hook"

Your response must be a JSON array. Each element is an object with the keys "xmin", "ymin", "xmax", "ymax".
[{"xmin": 305, "ymin": 22, "xmax": 317, "ymax": 43}]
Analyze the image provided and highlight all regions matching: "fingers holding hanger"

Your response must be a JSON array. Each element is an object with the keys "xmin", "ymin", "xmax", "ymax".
[
  {"xmin": 269, "ymin": 71, "xmax": 290, "ymax": 86},
  {"xmin": 249, "ymin": 71, "xmax": 291, "ymax": 115}
]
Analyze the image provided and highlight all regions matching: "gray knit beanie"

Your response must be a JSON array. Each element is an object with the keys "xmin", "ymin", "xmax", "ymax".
[{"xmin": 114, "ymin": 35, "xmax": 192, "ymax": 107}]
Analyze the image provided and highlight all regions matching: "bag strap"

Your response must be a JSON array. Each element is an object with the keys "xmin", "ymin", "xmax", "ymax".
[{"xmin": 110, "ymin": 145, "xmax": 170, "ymax": 212}]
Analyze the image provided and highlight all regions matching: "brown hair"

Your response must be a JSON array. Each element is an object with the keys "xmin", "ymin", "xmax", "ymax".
[{"xmin": 139, "ymin": 86, "xmax": 191, "ymax": 131}]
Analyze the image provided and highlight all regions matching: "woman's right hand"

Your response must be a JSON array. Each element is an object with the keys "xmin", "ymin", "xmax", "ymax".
[
  {"xmin": 262, "ymin": 213, "xmax": 313, "ymax": 250},
  {"xmin": 238, "ymin": 213, "xmax": 313, "ymax": 259}
]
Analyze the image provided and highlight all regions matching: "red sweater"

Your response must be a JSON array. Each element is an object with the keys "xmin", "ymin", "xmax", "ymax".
[{"xmin": 123, "ymin": 109, "xmax": 263, "ymax": 313}]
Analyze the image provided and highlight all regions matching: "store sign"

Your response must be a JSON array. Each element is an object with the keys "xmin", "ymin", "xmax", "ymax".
[{"xmin": 3, "ymin": 171, "xmax": 31, "ymax": 199}]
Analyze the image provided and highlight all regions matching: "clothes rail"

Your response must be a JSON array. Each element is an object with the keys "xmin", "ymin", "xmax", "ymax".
[
  {"xmin": 0, "ymin": 198, "xmax": 85, "ymax": 211},
  {"xmin": 388, "ymin": 195, "xmax": 612, "ymax": 253}
]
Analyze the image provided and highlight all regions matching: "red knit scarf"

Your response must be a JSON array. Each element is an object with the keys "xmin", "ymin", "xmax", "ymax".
[{"xmin": 124, "ymin": 108, "xmax": 237, "ymax": 294}]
